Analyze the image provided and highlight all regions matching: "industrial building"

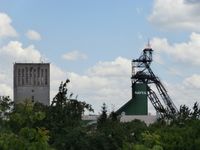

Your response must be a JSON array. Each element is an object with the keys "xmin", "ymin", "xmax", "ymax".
[
  {"xmin": 117, "ymin": 83, "xmax": 148, "ymax": 115},
  {"xmin": 13, "ymin": 63, "xmax": 50, "ymax": 105},
  {"xmin": 83, "ymin": 46, "xmax": 178, "ymax": 125},
  {"xmin": 116, "ymin": 45, "xmax": 177, "ymax": 118}
]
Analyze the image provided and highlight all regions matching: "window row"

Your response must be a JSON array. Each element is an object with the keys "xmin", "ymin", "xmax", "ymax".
[{"xmin": 17, "ymin": 67, "xmax": 49, "ymax": 86}]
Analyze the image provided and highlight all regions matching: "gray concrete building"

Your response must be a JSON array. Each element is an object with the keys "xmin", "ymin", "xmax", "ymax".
[{"xmin": 13, "ymin": 63, "xmax": 50, "ymax": 105}]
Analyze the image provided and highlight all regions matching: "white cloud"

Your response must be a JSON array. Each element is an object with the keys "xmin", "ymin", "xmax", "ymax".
[
  {"xmin": 0, "ymin": 40, "xmax": 132, "ymax": 113},
  {"xmin": 0, "ymin": 73, "xmax": 6, "ymax": 81},
  {"xmin": 183, "ymin": 74, "xmax": 200, "ymax": 89},
  {"xmin": 151, "ymin": 32, "xmax": 200, "ymax": 65},
  {"xmin": 150, "ymin": 33, "xmax": 200, "ymax": 109},
  {"xmin": 0, "ymin": 40, "xmax": 68, "ymax": 104},
  {"xmin": 0, "ymin": 83, "xmax": 12, "ymax": 97},
  {"xmin": 26, "ymin": 30, "xmax": 41, "ymax": 41},
  {"xmin": 67, "ymin": 57, "xmax": 132, "ymax": 113},
  {"xmin": 50, "ymin": 64, "xmax": 68, "ymax": 100},
  {"xmin": 87, "ymin": 57, "xmax": 130, "ymax": 77},
  {"xmin": 167, "ymin": 68, "xmax": 183, "ymax": 77},
  {"xmin": 0, "ymin": 12, "xmax": 131, "ymax": 113},
  {"xmin": 0, "ymin": 41, "xmax": 41, "ymax": 63},
  {"xmin": 0, "ymin": 12, "xmax": 17, "ymax": 38},
  {"xmin": 166, "ymin": 78, "xmax": 200, "ymax": 109},
  {"xmin": 154, "ymin": 53, "xmax": 164, "ymax": 64},
  {"xmin": 0, "ymin": 38, "xmax": 198, "ymax": 113},
  {"xmin": 0, "ymin": 39, "xmax": 198, "ymax": 114},
  {"xmin": 62, "ymin": 50, "xmax": 87, "ymax": 61},
  {"xmin": 0, "ymin": 41, "xmax": 42, "ymax": 98},
  {"xmin": 149, "ymin": 0, "xmax": 200, "ymax": 31},
  {"xmin": 1, "ymin": 38, "xmax": 196, "ymax": 114}
]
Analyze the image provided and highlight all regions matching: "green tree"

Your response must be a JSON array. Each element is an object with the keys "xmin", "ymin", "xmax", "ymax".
[
  {"xmin": 191, "ymin": 102, "xmax": 200, "ymax": 119},
  {"xmin": 9, "ymin": 100, "xmax": 45, "ymax": 133},
  {"xmin": 0, "ymin": 96, "xmax": 13, "ymax": 118},
  {"xmin": 177, "ymin": 104, "xmax": 191, "ymax": 122},
  {"xmin": 96, "ymin": 103, "xmax": 128, "ymax": 149},
  {"xmin": 123, "ymin": 119, "xmax": 147, "ymax": 143},
  {"xmin": 47, "ymin": 79, "xmax": 93, "ymax": 127},
  {"xmin": 0, "ymin": 99, "xmax": 53, "ymax": 150},
  {"xmin": 141, "ymin": 131, "xmax": 162, "ymax": 148},
  {"xmin": 97, "ymin": 103, "xmax": 108, "ymax": 129},
  {"xmin": 44, "ymin": 79, "xmax": 93, "ymax": 149},
  {"xmin": 0, "ymin": 127, "xmax": 53, "ymax": 150},
  {"xmin": 0, "ymin": 96, "xmax": 13, "ymax": 130}
]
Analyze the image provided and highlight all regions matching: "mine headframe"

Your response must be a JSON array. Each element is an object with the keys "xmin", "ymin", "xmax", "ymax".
[{"xmin": 131, "ymin": 47, "xmax": 178, "ymax": 118}]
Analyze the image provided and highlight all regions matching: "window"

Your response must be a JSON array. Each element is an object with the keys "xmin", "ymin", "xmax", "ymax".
[
  {"xmin": 32, "ymin": 96, "xmax": 34, "ymax": 102},
  {"xmin": 26, "ymin": 67, "xmax": 28, "ymax": 84},
  {"xmin": 30, "ymin": 67, "xmax": 33, "ymax": 85},
  {"xmin": 22, "ymin": 68, "xmax": 24, "ymax": 85},
  {"xmin": 33, "ymin": 69, "xmax": 36, "ymax": 85},
  {"xmin": 41, "ymin": 69, "xmax": 43, "ymax": 76},
  {"xmin": 30, "ymin": 67, "xmax": 32, "ymax": 77},
  {"xmin": 37, "ymin": 67, "xmax": 40, "ymax": 77},
  {"xmin": 37, "ymin": 67, "xmax": 40, "ymax": 85},
  {"xmin": 18, "ymin": 69, "xmax": 21, "ymax": 86},
  {"xmin": 45, "ymin": 69, "xmax": 48, "ymax": 85},
  {"xmin": 41, "ymin": 69, "xmax": 44, "ymax": 85}
]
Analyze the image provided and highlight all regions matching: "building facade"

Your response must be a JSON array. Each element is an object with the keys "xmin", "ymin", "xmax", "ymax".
[
  {"xmin": 116, "ymin": 83, "xmax": 148, "ymax": 115},
  {"xmin": 13, "ymin": 63, "xmax": 50, "ymax": 105}
]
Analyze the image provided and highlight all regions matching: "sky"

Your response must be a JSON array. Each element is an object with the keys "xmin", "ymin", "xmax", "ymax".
[{"xmin": 0, "ymin": 0, "xmax": 200, "ymax": 114}]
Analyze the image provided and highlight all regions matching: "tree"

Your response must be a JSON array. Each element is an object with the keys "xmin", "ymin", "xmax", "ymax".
[
  {"xmin": 97, "ymin": 103, "xmax": 108, "ymax": 128},
  {"xmin": 191, "ymin": 102, "xmax": 200, "ymax": 119},
  {"xmin": 177, "ymin": 105, "xmax": 191, "ymax": 122},
  {"xmin": 0, "ymin": 127, "xmax": 53, "ymax": 150},
  {"xmin": 0, "ymin": 99, "xmax": 53, "ymax": 150},
  {"xmin": 0, "ymin": 96, "xmax": 13, "ymax": 130},
  {"xmin": 44, "ymin": 79, "xmax": 93, "ymax": 149},
  {"xmin": 141, "ymin": 131, "xmax": 162, "ymax": 149},
  {"xmin": 123, "ymin": 119, "xmax": 147, "ymax": 143},
  {"xmin": 46, "ymin": 79, "xmax": 93, "ymax": 127},
  {"xmin": 0, "ymin": 96, "xmax": 13, "ymax": 116},
  {"xmin": 8, "ymin": 100, "xmax": 46, "ymax": 133}
]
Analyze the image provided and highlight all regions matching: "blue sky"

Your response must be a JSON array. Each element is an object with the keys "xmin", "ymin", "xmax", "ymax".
[
  {"xmin": 0, "ymin": 0, "xmax": 153, "ymax": 71},
  {"xmin": 0, "ymin": 0, "xmax": 200, "ymax": 114}
]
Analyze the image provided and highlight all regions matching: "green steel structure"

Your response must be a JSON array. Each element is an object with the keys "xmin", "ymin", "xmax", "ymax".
[
  {"xmin": 117, "ymin": 83, "xmax": 148, "ymax": 115},
  {"xmin": 116, "ymin": 45, "xmax": 177, "ymax": 117}
]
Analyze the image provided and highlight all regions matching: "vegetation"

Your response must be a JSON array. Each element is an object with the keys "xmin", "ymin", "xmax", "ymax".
[{"xmin": 0, "ymin": 80, "xmax": 200, "ymax": 150}]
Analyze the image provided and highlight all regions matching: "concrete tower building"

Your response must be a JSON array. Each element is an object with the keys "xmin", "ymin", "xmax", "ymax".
[{"xmin": 14, "ymin": 63, "xmax": 50, "ymax": 105}]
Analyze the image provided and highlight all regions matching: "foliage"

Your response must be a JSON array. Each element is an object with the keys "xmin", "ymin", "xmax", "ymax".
[
  {"xmin": 1, "ymin": 81, "xmax": 200, "ymax": 150},
  {"xmin": 48, "ymin": 79, "xmax": 93, "ymax": 126},
  {"xmin": 0, "ymin": 96, "xmax": 13, "ymax": 130},
  {"xmin": 0, "ymin": 97, "xmax": 53, "ymax": 150},
  {"xmin": 0, "ymin": 96, "xmax": 13, "ymax": 118},
  {"xmin": 141, "ymin": 131, "xmax": 161, "ymax": 148},
  {"xmin": 9, "ymin": 100, "xmax": 46, "ymax": 133},
  {"xmin": 43, "ymin": 79, "xmax": 94, "ymax": 149},
  {"xmin": 191, "ymin": 102, "xmax": 200, "ymax": 119},
  {"xmin": 123, "ymin": 119, "xmax": 147, "ymax": 143},
  {"xmin": 97, "ymin": 103, "xmax": 108, "ymax": 129},
  {"xmin": 0, "ymin": 127, "xmax": 53, "ymax": 150}
]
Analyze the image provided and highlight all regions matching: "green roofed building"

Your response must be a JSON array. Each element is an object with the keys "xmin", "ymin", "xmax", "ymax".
[
  {"xmin": 116, "ymin": 46, "xmax": 177, "ymax": 117},
  {"xmin": 116, "ymin": 83, "xmax": 148, "ymax": 115}
]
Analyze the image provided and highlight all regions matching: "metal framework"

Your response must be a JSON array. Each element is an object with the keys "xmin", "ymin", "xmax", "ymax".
[{"xmin": 131, "ymin": 46, "xmax": 177, "ymax": 118}]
